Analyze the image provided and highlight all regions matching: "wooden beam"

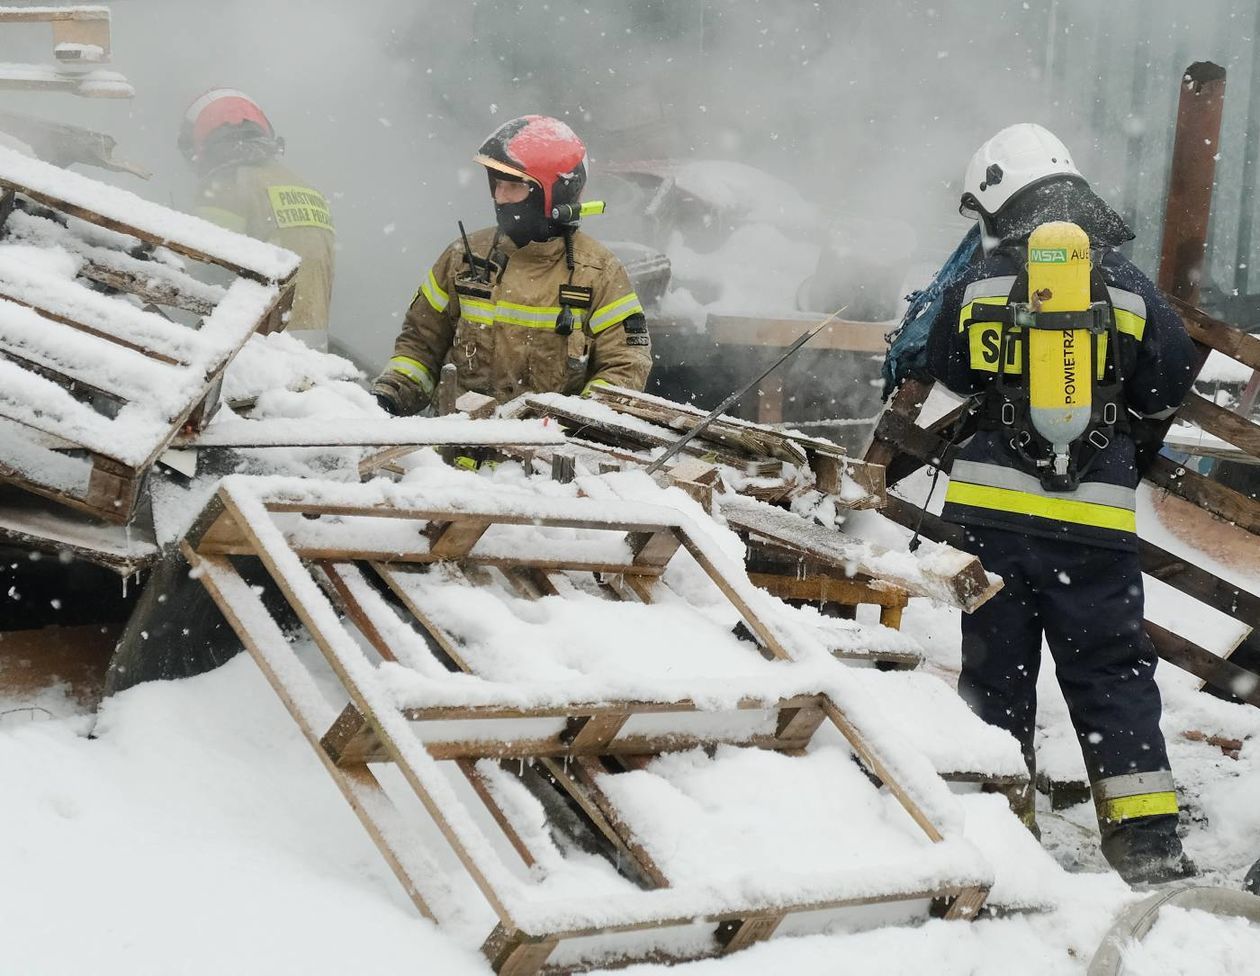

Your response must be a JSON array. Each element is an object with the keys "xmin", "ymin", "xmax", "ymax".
[
  {"xmin": 1177, "ymin": 393, "xmax": 1260, "ymax": 459},
  {"xmin": 1146, "ymin": 621, "xmax": 1260, "ymax": 707},
  {"xmin": 1170, "ymin": 297, "xmax": 1260, "ymax": 371},
  {"xmin": 1146, "ymin": 455, "xmax": 1260, "ymax": 537}
]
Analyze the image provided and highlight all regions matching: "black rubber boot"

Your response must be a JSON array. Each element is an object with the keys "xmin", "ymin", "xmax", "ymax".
[{"xmin": 1100, "ymin": 814, "xmax": 1197, "ymax": 886}]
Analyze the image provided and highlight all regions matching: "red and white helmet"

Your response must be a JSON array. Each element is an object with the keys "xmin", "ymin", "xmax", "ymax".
[
  {"xmin": 473, "ymin": 115, "xmax": 587, "ymax": 215},
  {"xmin": 178, "ymin": 88, "xmax": 274, "ymax": 162}
]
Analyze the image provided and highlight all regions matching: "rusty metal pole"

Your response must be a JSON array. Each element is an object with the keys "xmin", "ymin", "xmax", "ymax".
[{"xmin": 1158, "ymin": 61, "xmax": 1227, "ymax": 304}]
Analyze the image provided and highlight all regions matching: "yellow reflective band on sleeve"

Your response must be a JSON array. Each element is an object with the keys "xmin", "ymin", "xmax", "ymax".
[
  {"xmin": 582, "ymin": 378, "xmax": 613, "ymax": 397},
  {"xmin": 1099, "ymin": 791, "xmax": 1179, "ymax": 823},
  {"xmin": 590, "ymin": 292, "xmax": 644, "ymax": 334},
  {"xmin": 420, "ymin": 268, "xmax": 450, "ymax": 313},
  {"xmin": 944, "ymin": 481, "xmax": 1137, "ymax": 532},
  {"xmin": 267, "ymin": 184, "xmax": 334, "ymax": 231},
  {"xmin": 388, "ymin": 356, "xmax": 435, "ymax": 394},
  {"xmin": 197, "ymin": 205, "xmax": 248, "ymax": 234}
]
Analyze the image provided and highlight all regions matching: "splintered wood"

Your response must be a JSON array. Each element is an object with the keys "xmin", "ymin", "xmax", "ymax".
[
  {"xmin": 868, "ymin": 295, "xmax": 1260, "ymax": 706},
  {"xmin": 0, "ymin": 146, "xmax": 296, "ymax": 526},
  {"xmin": 508, "ymin": 384, "xmax": 887, "ymax": 510},
  {"xmin": 180, "ymin": 474, "xmax": 996, "ymax": 974}
]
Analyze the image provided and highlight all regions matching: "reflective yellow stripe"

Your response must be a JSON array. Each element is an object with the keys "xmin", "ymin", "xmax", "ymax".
[
  {"xmin": 197, "ymin": 205, "xmax": 248, "ymax": 234},
  {"xmin": 944, "ymin": 481, "xmax": 1137, "ymax": 532},
  {"xmin": 266, "ymin": 184, "xmax": 334, "ymax": 231},
  {"xmin": 420, "ymin": 269, "xmax": 450, "ymax": 312},
  {"xmin": 388, "ymin": 355, "xmax": 435, "ymax": 393},
  {"xmin": 1099, "ymin": 791, "xmax": 1179, "ymax": 822},
  {"xmin": 457, "ymin": 298, "xmax": 585, "ymax": 330},
  {"xmin": 1113, "ymin": 307, "xmax": 1146, "ymax": 341},
  {"xmin": 590, "ymin": 292, "xmax": 644, "ymax": 333},
  {"xmin": 582, "ymin": 378, "xmax": 612, "ymax": 397}
]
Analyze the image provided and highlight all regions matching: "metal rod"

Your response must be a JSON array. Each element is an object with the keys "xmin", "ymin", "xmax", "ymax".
[{"xmin": 643, "ymin": 306, "xmax": 846, "ymax": 475}]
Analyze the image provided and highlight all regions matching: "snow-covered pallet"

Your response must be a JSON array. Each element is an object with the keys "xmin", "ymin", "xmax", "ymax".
[
  {"xmin": 0, "ymin": 145, "xmax": 297, "ymax": 524},
  {"xmin": 0, "ymin": 5, "xmax": 132, "ymax": 98},
  {"xmin": 722, "ymin": 496, "xmax": 1002, "ymax": 613},
  {"xmin": 180, "ymin": 474, "xmax": 1001, "ymax": 974},
  {"xmin": 507, "ymin": 386, "xmax": 886, "ymax": 510}
]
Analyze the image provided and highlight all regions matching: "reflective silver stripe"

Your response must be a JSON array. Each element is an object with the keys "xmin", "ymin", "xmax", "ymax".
[
  {"xmin": 1106, "ymin": 286, "xmax": 1146, "ymax": 320},
  {"xmin": 962, "ymin": 275, "xmax": 1018, "ymax": 306},
  {"xmin": 1094, "ymin": 770, "xmax": 1176, "ymax": 801},
  {"xmin": 949, "ymin": 460, "xmax": 1137, "ymax": 511}
]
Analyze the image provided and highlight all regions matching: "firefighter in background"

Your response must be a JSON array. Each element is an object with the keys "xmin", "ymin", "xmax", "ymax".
[
  {"xmin": 372, "ymin": 115, "xmax": 651, "ymax": 415},
  {"xmin": 924, "ymin": 124, "xmax": 1198, "ymax": 884},
  {"xmin": 179, "ymin": 89, "xmax": 335, "ymax": 348}
]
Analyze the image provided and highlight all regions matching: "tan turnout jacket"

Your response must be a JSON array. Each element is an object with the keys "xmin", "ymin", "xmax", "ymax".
[
  {"xmin": 374, "ymin": 227, "xmax": 651, "ymax": 413},
  {"xmin": 197, "ymin": 158, "xmax": 335, "ymax": 340}
]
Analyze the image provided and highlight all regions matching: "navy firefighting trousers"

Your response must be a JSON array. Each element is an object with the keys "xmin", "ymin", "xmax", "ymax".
[{"xmin": 957, "ymin": 525, "xmax": 1181, "ymax": 863}]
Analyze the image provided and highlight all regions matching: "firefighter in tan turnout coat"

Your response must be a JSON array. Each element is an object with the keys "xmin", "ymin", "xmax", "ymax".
[
  {"xmin": 373, "ymin": 115, "xmax": 651, "ymax": 415},
  {"xmin": 180, "ymin": 88, "xmax": 335, "ymax": 347}
]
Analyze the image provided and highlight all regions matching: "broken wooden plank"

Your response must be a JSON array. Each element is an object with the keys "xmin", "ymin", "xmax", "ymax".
[{"xmin": 724, "ymin": 499, "xmax": 1000, "ymax": 612}]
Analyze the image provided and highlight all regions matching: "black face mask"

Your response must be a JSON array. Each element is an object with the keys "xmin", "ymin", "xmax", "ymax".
[{"xmin": 494, "ymin": 186, "xmax": 556, "ymax": 247}]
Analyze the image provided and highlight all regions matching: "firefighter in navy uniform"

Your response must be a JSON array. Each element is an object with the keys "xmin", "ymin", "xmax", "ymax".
[
  {"xmin": 925, "ymin": 124, "xmax": 1199, "ymax": 885},
  {"xmin": 373, "ymin": 115, "xmax": 651, "ymax": 415}
]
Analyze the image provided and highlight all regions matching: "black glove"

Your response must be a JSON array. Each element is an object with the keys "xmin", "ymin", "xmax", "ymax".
[{"xmin": 375, "ymin": 390, "xmax": 401, "ymax": 416}]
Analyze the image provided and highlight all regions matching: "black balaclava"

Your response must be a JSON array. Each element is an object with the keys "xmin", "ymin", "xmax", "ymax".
[
  {"xmin": 492, "ymin": 175, "xmax": 556, "ymax": 247},
  {"xmin": 198, "ymin": 121, "xmax": 282, "ymax": 177},
  {"xmin": 987, "ymin": 175, "xmax": 1134, "ymax": 250}
]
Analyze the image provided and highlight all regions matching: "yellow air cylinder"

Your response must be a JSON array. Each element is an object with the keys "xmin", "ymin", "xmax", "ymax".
[{"xmin": 1026, "ymin": 221, "xmax": 1093, "ymax": 473}]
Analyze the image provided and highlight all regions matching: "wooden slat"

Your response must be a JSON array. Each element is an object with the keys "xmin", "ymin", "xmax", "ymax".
[
  {"xmin": 426, "ymin": 518, "xmax": 493, "ymax": 559},
  {"xmin": 1170, "ymin": 296, "xmax": 1260, "ymax": 371},
  {"xmin": 564, "ymin": 756, "xmax": 672, "ymax": 888},
  {"xmin": 1146, "ymin": 455, "xmax": 1260, "ymax": 537},
  {"xmin": 210, "ymin": 488, "xmax": 516, "ymax": 924},
  {"xmin": 180, "ymin": 546, "xmax": 441, "ymax": 922},
  {"xmin": 726, "ymin": 502, "xmax": 999, "ymax": 612},
  {"xmin": 458, "ymin": 759, "xmax": 539, "ymax": 869},
  {"xmin": 819, "ymin": 697, "xmax": 944, "ymax": 843},
  {"xmin": 1146, "ymin": 622, "xmax": 1260, "ymax": 707},
  {"xmin": 1177, "ymin": 393, "xmax": 1260, "ymax": 459}
]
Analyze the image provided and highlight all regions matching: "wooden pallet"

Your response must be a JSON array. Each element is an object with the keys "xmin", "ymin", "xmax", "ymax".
[
  {"xmin": 508, "ymin": 387, "xmax": 887, "ymax": 511},
  {"xmin": 180, "ymin": 475, "xmax": 993, "ymax": 974},
  {"xmin": 0, "ymin": 5, "xmax": 132, "ymax": 98},
  {"xmin": 0, "ymin": 148, "xmax": 296, "ymax": 524}
]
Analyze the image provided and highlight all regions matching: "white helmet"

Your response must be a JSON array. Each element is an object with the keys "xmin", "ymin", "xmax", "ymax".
[{"xmin": 959, "ymin": 123, "xmax": 1083, "ymax": 221}]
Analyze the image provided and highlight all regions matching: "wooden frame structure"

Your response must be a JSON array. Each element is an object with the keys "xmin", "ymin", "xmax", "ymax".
[
  {"xmin": 180, "ymin": 475, "xmax": 992, "ymax": 974},
  {"xmin": 0, "ymin": 146, "xmax": 297, "ymax": 525},
  {"xmin": 0, "ymin": 5, "xmax": 132, "ymax": 98}
]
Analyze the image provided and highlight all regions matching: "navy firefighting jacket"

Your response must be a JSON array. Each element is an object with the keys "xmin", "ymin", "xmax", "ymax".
[{"xmin": 926, "ymin": 246, "xmax": 1197, "ymax": 550}]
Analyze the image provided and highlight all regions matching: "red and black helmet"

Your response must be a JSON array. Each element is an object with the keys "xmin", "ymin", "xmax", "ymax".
[
  {"xmin": 474, "ymin": 115, "xmax": 587, "ymax": 215},
  {"xmin": 178, "ymin": 88, "xmax": 274, "ymax": 162}
]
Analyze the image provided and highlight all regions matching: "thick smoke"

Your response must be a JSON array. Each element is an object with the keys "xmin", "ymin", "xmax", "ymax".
[{"xmin": 0, "ymin": 0, "xmax": 1253, "ymax": 368}]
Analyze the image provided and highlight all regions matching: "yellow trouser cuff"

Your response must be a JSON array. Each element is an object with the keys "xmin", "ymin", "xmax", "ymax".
[{"xmin": 1099, "ymin": 791, "xmax": 1179, "ymax": 822}]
